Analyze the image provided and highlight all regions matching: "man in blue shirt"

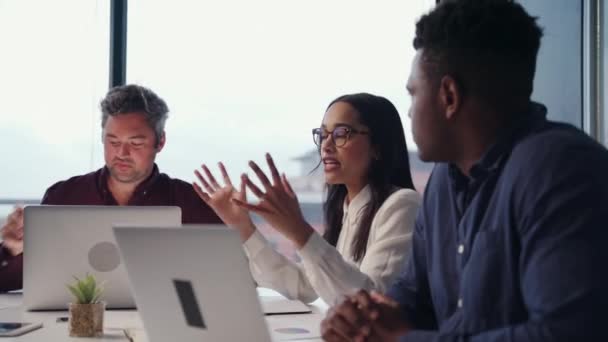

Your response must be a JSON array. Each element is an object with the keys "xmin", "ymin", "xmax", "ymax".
[{"xmin": 321, "ymin": 0, "xmax": 608, "ymax": 341}]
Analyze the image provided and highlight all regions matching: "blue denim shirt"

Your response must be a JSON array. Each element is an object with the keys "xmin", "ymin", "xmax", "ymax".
[{"xmin": 388, "ymin": 103, "xmax": 608, "ymax": 341}]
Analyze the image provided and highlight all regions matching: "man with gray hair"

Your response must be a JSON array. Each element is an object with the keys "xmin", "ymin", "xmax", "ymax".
[{"xmin": 0, "ymin": 84, "xmax": 221, "ymax": 292}]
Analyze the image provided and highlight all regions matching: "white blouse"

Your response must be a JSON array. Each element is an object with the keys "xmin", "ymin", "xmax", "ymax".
[{"xmin": 242, "ymin": 185, "xmax": 421, "ymax": 305}]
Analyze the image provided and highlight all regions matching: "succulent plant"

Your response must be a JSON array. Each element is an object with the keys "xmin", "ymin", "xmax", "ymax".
[{"xmin": 66, "ymin": 274, "xmax": 104, "ymax": 304}]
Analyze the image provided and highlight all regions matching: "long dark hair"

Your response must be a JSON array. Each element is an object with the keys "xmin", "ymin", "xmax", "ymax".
[{"xmin": 321, "ymin": 93, "xmax": 415, "ymax": 262}]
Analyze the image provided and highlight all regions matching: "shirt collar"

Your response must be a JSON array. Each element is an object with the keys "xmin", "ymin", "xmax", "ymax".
[
  {"xmin": 449, "ymin": 102, "xmax": 547, "ymax": 188},
  {"xmin": 342, "ymin": 184, "xmax": 372, "ymax": 218}
]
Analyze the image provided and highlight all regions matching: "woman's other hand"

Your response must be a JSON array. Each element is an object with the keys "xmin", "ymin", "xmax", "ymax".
[{"xmin": 233, "ymin": 153, "xmax": 314, "ymax": 248}]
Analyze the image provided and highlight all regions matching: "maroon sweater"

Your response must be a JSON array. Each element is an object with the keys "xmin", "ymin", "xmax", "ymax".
[{"xmin": 0, "ymin": 165, "xmax": 221, "ymax": 292}]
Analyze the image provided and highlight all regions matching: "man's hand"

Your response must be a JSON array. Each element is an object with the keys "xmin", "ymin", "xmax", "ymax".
[
  {"xmin": 321, "ymin": 295, "xmax": 374, "ymax": 342},
  {"xmin": 1, "ymin": 207, "xmax": 24, "ymax": 256},
  {"xmin": 322, "ymin": 290, "xmax": 411, "ymax": 342},
  {"xmin": 352, "ymin": 290, "xmax": 411, "ymax": 342}
]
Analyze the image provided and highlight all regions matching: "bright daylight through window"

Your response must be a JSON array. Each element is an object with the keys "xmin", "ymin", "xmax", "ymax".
[
  {"xmin": 127, "ymin": 0, "xmax": 435, "ymax": 259},
  {"xmin": 0, "ymin": 1, "xmax": 435, "ymax": 260}
]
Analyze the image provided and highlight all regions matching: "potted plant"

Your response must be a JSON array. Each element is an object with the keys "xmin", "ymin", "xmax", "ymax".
[{"xmin": 66, "ymin": 274, "xmax": 105, "ymax": 337}]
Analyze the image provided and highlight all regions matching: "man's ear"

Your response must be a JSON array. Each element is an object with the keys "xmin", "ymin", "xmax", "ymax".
[
  {"xmin": 439, "ymin": 75, "xmax": 462, "ymax": 120},
  {"xmin": 156, "ymin": 131, "xmax": 166, "ymax": 152}
]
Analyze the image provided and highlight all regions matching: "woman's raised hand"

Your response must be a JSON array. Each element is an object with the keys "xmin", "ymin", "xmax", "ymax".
[
  {"xmin": 193, "ymin": 162, "xmax": 255, "ymax": 241},
  {"xmin": 233, "ymin": 153, "xmax": 314, "ymax": 248}
]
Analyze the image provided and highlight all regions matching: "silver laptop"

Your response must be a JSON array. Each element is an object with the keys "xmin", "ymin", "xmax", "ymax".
[
  {"xmin": 113, "ymin": 225, "xmax": 272, "ymax": 342},
  {"xmin": 23, "ymin": 205, "xmax": 181, "ymax": 311}
]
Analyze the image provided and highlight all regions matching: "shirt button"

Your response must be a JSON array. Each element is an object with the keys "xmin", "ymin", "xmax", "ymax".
[
  {"xmin": 458, "ymin": 244, "xmax": 464, "ymax": 254},
  {"xmin": 457, "ymin": 298, "xmax": 463, "ymax": 308},
  {"xmin": 1, "ymin": 261, "xmax": 8, "ymax": 268}
]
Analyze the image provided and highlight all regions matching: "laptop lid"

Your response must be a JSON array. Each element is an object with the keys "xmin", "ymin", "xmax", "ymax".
[
  {"xmin": 113, "ymin": 225, "xmax": 272, "ymax": 342},
  {"xmin": 23, "ymin": 205, "xmax": 181, "ymax": 311}
]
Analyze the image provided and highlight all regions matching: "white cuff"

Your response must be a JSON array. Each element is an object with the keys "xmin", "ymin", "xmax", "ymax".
[
  {"xmin": 297, "ymin": 231, "xmax": 331, "ymax": 265},
  {"xmin": 242, "ymin": 230, "xmax": 268, "ymax": 259}
]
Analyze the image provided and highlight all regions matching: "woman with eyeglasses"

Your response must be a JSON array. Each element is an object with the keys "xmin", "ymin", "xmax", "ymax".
[{"xmin": 193, "ymin": 93, "xmax": 421, "ymax": 305}]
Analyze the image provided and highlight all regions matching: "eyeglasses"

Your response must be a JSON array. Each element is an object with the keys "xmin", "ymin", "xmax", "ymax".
[{"xmin": 312, "ymin": 126, "xmax": 369, "ymax": 148}]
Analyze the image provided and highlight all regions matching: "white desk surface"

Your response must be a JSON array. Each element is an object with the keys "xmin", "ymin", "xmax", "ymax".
[{"xmin": 0, "ymin": 290, "xmax": 327, "ymax": 342}]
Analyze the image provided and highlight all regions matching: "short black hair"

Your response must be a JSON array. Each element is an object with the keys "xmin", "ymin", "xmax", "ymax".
[{"xmin": 414, "ymin": 0, "xmax": 543, "ymax": 104}]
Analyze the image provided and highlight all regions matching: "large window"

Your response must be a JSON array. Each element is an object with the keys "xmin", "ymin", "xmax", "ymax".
[
  {"xmin": 520, "ymin": 0, "xmax": 583, "ymax": 128},
  {"xmin": 127, "ymin": 0, "xmax": 435, "ymax": 258},
  {"xmin": 0, "ymin": 1, "xmax": 110, "ymax": 219},
  {"xmin": 2, "ymin": 0, "xmax": 606, "ymax": 252}
]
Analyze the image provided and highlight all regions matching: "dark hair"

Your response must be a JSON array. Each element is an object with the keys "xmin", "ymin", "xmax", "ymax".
[
  {"xmin": 321, "ymin": 93, "xmax": 416, "ymax": 262},
  {"xmin": 100, "ymin": 84, "xmax": 169, "ymax": 147},
  {"xmin": 414, "ymin": 0, "xmax": 543, "ymax": 104}
]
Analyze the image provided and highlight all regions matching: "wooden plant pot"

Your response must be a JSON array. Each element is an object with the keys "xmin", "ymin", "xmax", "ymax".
[{"xmin": 68, "ymin": 302, "xmax": 105, "ymax": 337}]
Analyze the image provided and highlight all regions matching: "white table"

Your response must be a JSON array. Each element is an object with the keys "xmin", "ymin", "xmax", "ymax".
[{"xmin": 0, "ymin": 291, "xmax": 327, "ymax": 342}]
